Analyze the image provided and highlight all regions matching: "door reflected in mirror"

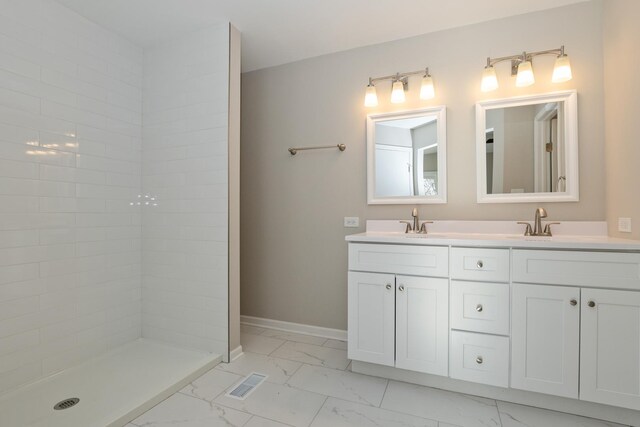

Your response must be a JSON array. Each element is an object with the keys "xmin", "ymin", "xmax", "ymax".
[
  {"xmin": 485, "ymin": 102, "xmax": 564, "ymax": 195},
  {"xmin": 475, "ymin": 91, "xmax": 578, "ymax": 204},
  {"xmin": 367, "ymin": 107, "xmax": 447, "ymax": 204},
  {"xmin": 375, "ymin": 115, "xmax": 438, "ymax": 197}
]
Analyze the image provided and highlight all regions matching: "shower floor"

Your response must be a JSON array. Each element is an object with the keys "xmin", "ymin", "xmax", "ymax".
[{"xmin": 0, "ymin": 339, "xmax": 221, "ymax": 427}]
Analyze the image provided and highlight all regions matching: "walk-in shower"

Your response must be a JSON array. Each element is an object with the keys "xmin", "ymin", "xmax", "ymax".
[{"xmin": 0, "ymin": 1, "xmax": 240, "ymax": 425}]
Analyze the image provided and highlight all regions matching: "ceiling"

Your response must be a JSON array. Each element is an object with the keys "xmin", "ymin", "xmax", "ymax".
[{"xmin": 55, "ymin": 0, "xmax": 588, "ymax": 72}]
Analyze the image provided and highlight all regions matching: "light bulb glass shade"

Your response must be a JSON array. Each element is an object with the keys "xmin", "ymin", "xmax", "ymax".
[
  {"xmin": 481, "ymin": 66, "xmax": 499, "ymax": 92},
  {"xmin": 516, "ymin": 61, "xmax": 535, "ymax": 87},
  {"xmin": 364, "ymin": 85, "xmax": 378, "ymax": 107},
  {"xmin": 552, "ymin": 55, "xmax": 572, "ymax": 83},
  {"xmin": 391, "ymin": 80, "xmax": 406, "ymax": 103},
  {"xmin": 420, "ymin": 75, "xmax": 435, "ymax": 100}
]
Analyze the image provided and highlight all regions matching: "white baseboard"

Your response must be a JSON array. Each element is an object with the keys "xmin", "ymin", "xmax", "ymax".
[
  {"xmin": 240, "ymin": 315, "xmax": 347, "ymax": 341},
  {"xmin": 229, "ymin": 345, "xmax": 243, "ymax": 362}
]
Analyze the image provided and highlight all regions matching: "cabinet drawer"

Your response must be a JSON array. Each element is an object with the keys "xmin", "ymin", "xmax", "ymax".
[
  {"xmin": 349, "ymin": 243, "xmax": 448, "ymax": 277},
  {"xmin": 451, "ymin": 248, "xmax": 509, "ymax": 282},
  {"xmin": 450, "ymin": 281, "xmax": 509, "ymax": 335},
  {"xmin": 513, "ymin": 250, "xmax": 640, "ymax": 289},
  {"xmin": 450, "ymin": 331, "xmax": 509, "ymax": 388}
]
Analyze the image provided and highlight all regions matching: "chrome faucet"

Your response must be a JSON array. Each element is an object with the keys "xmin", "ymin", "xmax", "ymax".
[
  {"xmin": 534, "ymin": 207, "xmax": 547, "ymax": 236},
  {"xmin": 518, "ymin": 208, "xmax": 560, "ymax": 236},
  {"xmin": 400, "ymin": 208, "xmax": 433, "ymax": 234},
  {"xmin": 411, "ymin": 208, "xmax": 419, "ymax": 232}
]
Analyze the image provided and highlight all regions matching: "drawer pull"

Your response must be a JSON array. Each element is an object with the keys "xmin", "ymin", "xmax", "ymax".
[
  {"xmin": 476, "ymin": 356, "xmax": 483, "ymax": 364},
  {"xmin": 588, "ymin": 300, "xmax": 596, "ymax": 308},
  {"xmin": 476, "ymin": 304, "xmax": 483, "ymax": 312},
  {"xmin": 570, "ymin": 299, "xmax": 577, "ymax": 306},
  {"xmin": 386, "ymin": 284, "xmax": 392, "ymax": 290},
  {"xmin": 476, "ymin": 260, "xmax": 484, "ymax": 269},
  {"xmin": 398, "ymin": 285, "xmax": 405, "ymax": 292}
]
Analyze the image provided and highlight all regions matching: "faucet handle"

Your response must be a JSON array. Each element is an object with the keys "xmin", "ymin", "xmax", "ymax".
[
  {"xmin": 419, "ymin": 221, "xmax": 433, "ymax": 234},
  {"xmin": 543, "ymin": 222, "xmax": 561, "ymax": 236},
  {"xmin": 517, "ymin": 222, "xmax": 533, "ymax": 236},
  {"xmin": 399, "ymin": 221, "xmax": 413, "ymax": 233}
]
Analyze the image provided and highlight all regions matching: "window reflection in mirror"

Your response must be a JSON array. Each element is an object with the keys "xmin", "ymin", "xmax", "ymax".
[
  {"xmin": 367, "ymin": 106, "xmax": 447, "ymax": 204},
  {"xmin": 375, "ymin": 115, "xmax": 439, "ymax": 197},
  {"xmin": 486, "ymin": 102, "xmax": 565, "ymax": 195}
]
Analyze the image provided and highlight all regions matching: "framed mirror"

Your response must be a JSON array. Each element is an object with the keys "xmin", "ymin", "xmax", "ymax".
[
  {"xmin": 367, "ymin": 106, "xmax": 447, "ymax": 204},
  {"xmin": 475, "ymin": 90, "xmax": 578, "ymax": 203}
]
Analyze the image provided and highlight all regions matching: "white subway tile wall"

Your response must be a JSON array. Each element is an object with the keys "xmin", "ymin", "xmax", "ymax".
[
  {"xmin": 0, "ymin": 0, "xmax": 143, "ymax": 392},
  {"xmin": 142, "ymin": 25, "xmax": 230, "ymax": 355}
]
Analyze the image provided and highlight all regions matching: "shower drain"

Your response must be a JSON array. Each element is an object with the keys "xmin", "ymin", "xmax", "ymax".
[{"xmin": 53, "ymin": 398, "xmax": 80, "ymax": 410}]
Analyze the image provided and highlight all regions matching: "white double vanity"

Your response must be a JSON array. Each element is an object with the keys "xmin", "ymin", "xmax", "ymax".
[
  {"xmin": 358, "ymin": 87, "xmax": 640, "ymax": 423},
  {"xmin": 346, "ymin": 221, "xmax": 640, "ymax": 422}
]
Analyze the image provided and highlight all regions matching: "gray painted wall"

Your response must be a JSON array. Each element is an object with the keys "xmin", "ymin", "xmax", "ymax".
[
  {"xmin": 241, "ymin": 1, "xmax": 605, "ymax": 330},
  {"xmin": 604, "ymin": 0, "xmax": 640, "ymax": 240}
]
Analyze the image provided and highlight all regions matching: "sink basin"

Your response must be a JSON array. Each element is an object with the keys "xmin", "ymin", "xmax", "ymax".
[
  {"xmin": 524, "ymin": 235, "xmax": 553, "ymax": 241},
  {"xmin": 404, "ymin": 233, "xmax": 511, "ymax": 240},
  {"xmin": 403, "ymin": 233, "xmax": 458, "ymax": 239},
  {"xmin": 413, "ymin": 233, "xmax": 551, "ymax": 241}
]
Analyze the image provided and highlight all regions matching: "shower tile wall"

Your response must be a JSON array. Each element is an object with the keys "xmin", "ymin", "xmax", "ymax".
[
  {"xmin": 0, "ymin": 0, "xmax": 143, "ymax": 393},
  {"xmin": 142, "ymin": 25, "xmax": 230, "ymax": 356}
]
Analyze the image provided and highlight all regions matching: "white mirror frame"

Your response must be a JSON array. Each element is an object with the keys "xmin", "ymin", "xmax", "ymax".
[
  {"xmin": 475, "ymin": 90, "xmax": 578, "ymax": 203},
  {"xmin": 367, "ymin": 106, "xmax": 447, "ymax": 205}
]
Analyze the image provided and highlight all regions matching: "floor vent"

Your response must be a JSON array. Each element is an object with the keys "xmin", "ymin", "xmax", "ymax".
[
  {"xmin": 53, "ymin": 398, "xmax": 80, "ymax": 410},
  {"xmin": 226, "ymin": 373, "xmax": 267, "ymax": 400}
]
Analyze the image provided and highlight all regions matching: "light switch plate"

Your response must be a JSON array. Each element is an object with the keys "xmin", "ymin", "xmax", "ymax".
[
  {"xmin": 618, "ymin": 217, "xmax": 632, "ymax": 233},
  {"xmin": 344, "ymin": 217, "xmax": 360, "ymax": 228}
]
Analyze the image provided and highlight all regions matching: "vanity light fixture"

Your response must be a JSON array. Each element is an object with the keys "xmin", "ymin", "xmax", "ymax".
[
  {"xmin": 515, "ymin": 56, "xmax": 535, "ymax": 87},
  {"xmin": 364, "ymin": 78, "xmax": 378, "ymax": 107},
  {"xmin": 420, "ymin": 68, "xmax": 435, "ymax": 100},
  {"xmin": 481, "ymin": 46, "xmax": 572, "ymax": 92},
  {"xmin": 391, "ymin": 76, "xmax": 406, "ymax": 104},
  {"xmin": 481, "ymin": 63, "xmax": 499, "ymax": 92},
  {"xmin": 552, "ymin": 48, "xmax": 573, "ymax": 83},
  {"xmin": 364, "ymin": 68, "xmax": 435, "ymax": 106}
]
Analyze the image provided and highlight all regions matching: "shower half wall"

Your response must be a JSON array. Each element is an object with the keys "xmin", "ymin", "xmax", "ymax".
[
  {"xmin": 141, "ymin": 25, "xmax": 235, "ymax": 357},
  {"xmin": 0, "ymin": 0, "xmax": 238, "ymax": 403}
]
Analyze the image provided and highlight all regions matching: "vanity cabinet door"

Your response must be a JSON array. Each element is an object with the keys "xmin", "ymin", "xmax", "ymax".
[
  {"xmin": 511, "ymin": 283, "xmax": 580, "ymax": 398},
  {"xmin": 395, "ymin": 275, "xmax": 449, "ymax": 376},
  {"xmin": 347, "ymin": 272, "xmax": 395, "ymax": 366},
  {"xmin": 580, "ymin": 289, "xmax": 640, "ymax": 410}
]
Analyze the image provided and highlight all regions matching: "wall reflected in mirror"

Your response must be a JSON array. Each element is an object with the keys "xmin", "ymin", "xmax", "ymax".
[
  {"xmin": 486, "ymin": 102, "xmax": 565, "ymax": 195},
  {"xmin": 367, "ymin": 107, "xmax": 447, "ymax": 204}
]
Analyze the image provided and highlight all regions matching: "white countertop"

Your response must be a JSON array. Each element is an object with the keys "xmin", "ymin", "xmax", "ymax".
[{"xmin": 345, "ymin": 221, "xmax": 640, "ymax": 251}]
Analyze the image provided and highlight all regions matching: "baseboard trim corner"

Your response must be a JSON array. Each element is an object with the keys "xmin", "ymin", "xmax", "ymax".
[
  {"xmin": 240, "ymin": 315, "xmax": 347, "ymax": 341},
  {"xmin": 229, "ymin": 345, "xmax": 243, "ymax": 361}
]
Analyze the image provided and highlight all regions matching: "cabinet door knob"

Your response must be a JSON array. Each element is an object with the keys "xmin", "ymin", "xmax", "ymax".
[
  {"xmin": 588, "ymin": 300, "xmax": 596, "ymax": 308},
  {"xmin": 476, "ymin": 260, "xmax": 484, "ymax": 269},
  {"xmin": 386, "ymin": 284, "xmax": 392, "ymax": 290},
  {"xmin": 476, "ymin": 304, "xmax": 483, "ymax": 312},
  {"xmin": 398, "ymin": 285, "xmax": 405, "ymax": 292},
  {"xmin": 570, "ymin": 299, "xmax": 577, "ymax": 306},
  {"xmin": 476, "ymin": 356, "xmax": 483, "ymax": 364}
]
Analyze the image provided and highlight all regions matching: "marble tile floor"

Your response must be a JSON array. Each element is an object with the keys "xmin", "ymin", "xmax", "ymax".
[{"xmin": 126, "ymin": 325, "xmax": 629, "ymax": 427}]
